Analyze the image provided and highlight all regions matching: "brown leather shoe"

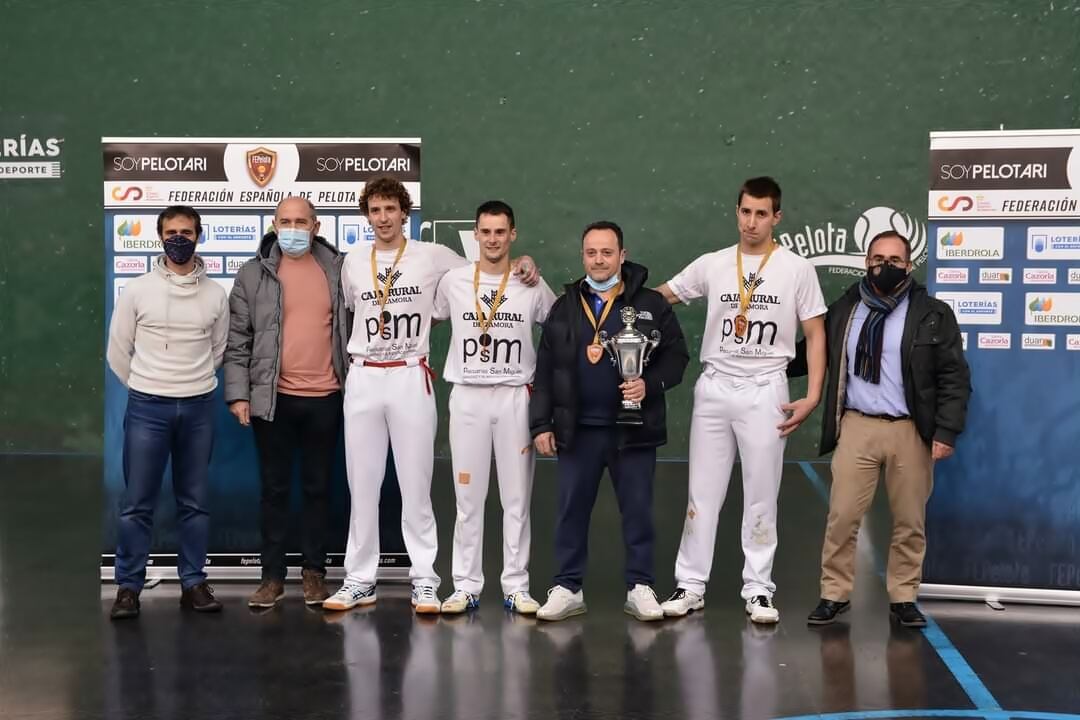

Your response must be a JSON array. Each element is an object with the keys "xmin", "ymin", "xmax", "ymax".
[
  {"xmin": 110, "ymin": 587, "xmax": 140, "ymax": 620},
  {"xmin": 248, "ymin": 579, "xmax": 286, "ymax": 608},
  {"xmin": 180, "ymin": 582, "xmax": 223, "ymax": 612},
  {"xmin": 302, "ymin": 569, "xmax": 329, "ymax": 606}
]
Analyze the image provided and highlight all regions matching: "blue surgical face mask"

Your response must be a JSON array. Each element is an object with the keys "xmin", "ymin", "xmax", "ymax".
[
  {"xmin": 585, "ymin": 273, "xmax": 620, "ymax": 292},
  {"xmin": 277, "ymin": 227, "xmax": 311, "ymax": 257}
]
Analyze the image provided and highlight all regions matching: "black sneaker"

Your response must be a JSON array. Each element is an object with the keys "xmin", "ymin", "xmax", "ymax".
[
  {"xmin": 110, "ymin": 587, "xmax": 140, "ymax": 620},
  {"xmin": 181, "ymin": 582, "xmax": 223, "ymax": 613},
  {"xmin": 889, "ymin": 602, "xmax": 927, "ymax": 628},
  {"xmin": 807, "ymin": 598, "xmax": 851, "ymax": 625}
]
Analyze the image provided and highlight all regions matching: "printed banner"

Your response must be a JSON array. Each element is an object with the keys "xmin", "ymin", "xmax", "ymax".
[
  {"xmin": 928, "ymin": 131, "xmax": 1080, "ymax": 219},
  {"xmin": 924, "ymin": 129, "xmax": 1080, "ymax": 594},
  {"xmin": 101, "ymin": 137, "xmax": 421, "ymax": 578}
]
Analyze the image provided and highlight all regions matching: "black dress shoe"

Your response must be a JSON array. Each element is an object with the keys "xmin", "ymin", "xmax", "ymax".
[
  {"xmin": 110, "ymin": 587, "xmax": 141, "ymax": 620},
  {"xmin": 889, "ymin": 602, "xmax": 927, "ymax": 628},
  {"xmin": 807, "ymin": 598, "xmax": 850, "ymax": 625},
  {"xmin": 181, "ymin": 582, "xmax": 223, "ymax": 613}
]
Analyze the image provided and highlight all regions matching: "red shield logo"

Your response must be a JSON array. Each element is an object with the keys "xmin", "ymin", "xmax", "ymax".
[{"xmin": 246, "ymin": 147, "xmax": 277, "ymax": 187}]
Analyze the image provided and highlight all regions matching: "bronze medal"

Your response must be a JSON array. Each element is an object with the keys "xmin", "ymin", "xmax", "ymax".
[
  {"xmin": 371, "ymin": 240, "xmax": 407, "ymax": 335},
  {"xmin": 734, "ymin": 313, "xmax": 748, "ymax": 338},
  {"xmin": 474, "ymin": 263, "xmax": 511, "ymax": 353},
  {"xmin": 579, "ymin": 281, "xmax": 623, "ymax": 366},
  {"xmin": 735, "ymin": 241, "xmax": 777, "ymax": 343}
]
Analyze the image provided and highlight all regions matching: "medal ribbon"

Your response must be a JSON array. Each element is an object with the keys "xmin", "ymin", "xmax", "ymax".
[
  {"xmin": 579, "ymin": 281, "xmax": 623, "ymax": 346},
  {"xmin": 736, "ymin": 241, "xmax": 777, "ymax": 318},
  {"xmin": 473, "ymin": 263, "xmax": 512, "ymax": 338},
  {"xmin": 370, "ymin": 240, "xmax": 407, "ymax": 334}
]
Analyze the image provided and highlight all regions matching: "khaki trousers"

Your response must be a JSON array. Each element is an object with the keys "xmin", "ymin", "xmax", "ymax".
[{"xmin": 820, "ymin": 411, "xmax": 934, "ymax": 603}]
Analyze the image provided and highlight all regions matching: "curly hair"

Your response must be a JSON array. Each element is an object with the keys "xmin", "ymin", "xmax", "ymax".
[{"xmin": 359, "ymin": 176, "xmax": 413, "ymax": 215}]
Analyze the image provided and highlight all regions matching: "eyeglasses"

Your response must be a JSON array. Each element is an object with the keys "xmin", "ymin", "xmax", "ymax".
[{"xmin": 869, "ymin": 256, "xmax": 908, "ymax": 269}]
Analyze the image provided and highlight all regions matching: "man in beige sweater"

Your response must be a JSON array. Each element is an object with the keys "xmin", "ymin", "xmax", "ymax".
[{"xmin": 106, "ymin": 205, "xmax": 229, "ymax": 619}]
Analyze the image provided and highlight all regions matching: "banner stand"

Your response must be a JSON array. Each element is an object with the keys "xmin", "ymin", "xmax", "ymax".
[
  {"xmin": 921, "ymin": 584, "xmax": 1080, "ymax": 607},
  {"xmin": 102, "ymin": 137, "xmax": 422, "ymax": 582},
  {"xmin": 922, "ymin": 128, "xmax": 1080, "ymax": 606}
]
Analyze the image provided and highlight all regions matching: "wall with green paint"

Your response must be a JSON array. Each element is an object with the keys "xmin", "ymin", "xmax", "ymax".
[{"xmin": 1, "ymin": 0, "xmax": 1077, "ymax": 456}]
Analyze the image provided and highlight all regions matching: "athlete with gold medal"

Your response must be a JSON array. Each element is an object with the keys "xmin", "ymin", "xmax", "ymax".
[{"xmin": 656, "ymin": 176, "xmax": 827, "ymax": 624}]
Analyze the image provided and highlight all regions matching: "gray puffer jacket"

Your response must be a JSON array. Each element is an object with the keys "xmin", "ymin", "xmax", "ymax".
[{"xmin": 223, "ymin": 232, "xmax": 350, "ymax": 421}]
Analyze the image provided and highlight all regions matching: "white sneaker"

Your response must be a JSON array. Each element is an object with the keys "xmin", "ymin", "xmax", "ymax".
[
  {"xmin": 412, "ymin": 584, "xmax": 441, "ymax": 614},
  {"xmin": 746, "ymin": 595, "xmax": 780, "ymax": 624},
  {"xmin": 661, "ymin": 588, "xmax": 704, "ymax": 617},
  {"xmin": 323, "ymin": 582, "xmax": 376, "ymax": 611},
  {"xmin": 504, "ymin": 590, "xmax": 541, "ymax": 615},
  {"xmin": 536, "ymin": 586, "xmax": 586, "ymax": 621},
  {"xmin": 440, "ymin": 589, "xmax": 480, "ymax": 614},
  {"xmin": 624, "ymin": 584, "xmax": 664, "ymax": 621}
]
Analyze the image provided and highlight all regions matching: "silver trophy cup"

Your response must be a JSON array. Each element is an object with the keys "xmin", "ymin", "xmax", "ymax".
[{"xmin": 599, "ymin": 306, "xmax": 661, "ymax": 426}]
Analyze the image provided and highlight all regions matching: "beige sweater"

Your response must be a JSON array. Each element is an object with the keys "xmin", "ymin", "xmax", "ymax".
[{"xmin": 107, "ymin": 256, "xmax": 229, "ymax": 397}]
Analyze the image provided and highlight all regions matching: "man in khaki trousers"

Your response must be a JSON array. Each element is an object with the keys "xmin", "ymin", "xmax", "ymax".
[{"xmin": 790, "ymin": 231, "xmax": 971, "ymax": 628}]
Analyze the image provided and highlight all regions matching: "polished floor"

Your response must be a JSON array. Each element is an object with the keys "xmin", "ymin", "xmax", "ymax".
[{"xmin": 2, "ymin": 454, "xmax": 1079, "ymax": 720}]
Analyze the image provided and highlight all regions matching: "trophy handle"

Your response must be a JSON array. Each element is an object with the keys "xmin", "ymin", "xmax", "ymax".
[{"xmin": 644, "ymin": 330, "xmax": 661, "ymax": 365}]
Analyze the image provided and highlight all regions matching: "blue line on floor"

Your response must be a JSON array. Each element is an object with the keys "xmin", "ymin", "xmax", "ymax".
[
  {"xmin": 922, "ymin": 616, "xmax": 1003, "ymax": 712},
  {"xmin": 795, "ymin": 462, "xmax": 1004, "ymax": 716},
  {"xmin": 797, "ymin": 461, "xmax": 830, "ymax": 502},
  {"xmin": 774, "ymin": 709, "xmax": 1080, "ymax": 720}
]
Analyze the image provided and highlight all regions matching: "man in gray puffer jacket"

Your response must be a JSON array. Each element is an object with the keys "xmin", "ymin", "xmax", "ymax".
[{"xmin": 224, "ymin": 197, "xmax": 350, "ymax": 608}]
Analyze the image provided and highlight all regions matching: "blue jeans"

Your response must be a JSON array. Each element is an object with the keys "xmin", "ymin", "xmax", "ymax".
[{"xmin": 115, "ymin": 389, "xmax": 215, "ymax": 591}]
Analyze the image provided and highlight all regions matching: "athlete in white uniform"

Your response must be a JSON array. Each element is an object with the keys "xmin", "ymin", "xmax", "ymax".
[
  {"xmin": 656, "ymin": 176, "xmax": 827, "ymax": 624},
  {"xmin": 433, "ymin": 201, "xmax": 556, "ymax": 615},
  {"xmin": 324, "ymin": 177, "xmax": 539, "ymax": 614}
]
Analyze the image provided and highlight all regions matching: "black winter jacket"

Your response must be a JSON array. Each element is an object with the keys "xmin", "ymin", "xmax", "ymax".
[
  {"xmin": 789, "ymin": 280, "xmax": 971, "ymax": 455},
  {"xmin": 529, "ymin": 261, "xmax": 689, "ymax": 450}
]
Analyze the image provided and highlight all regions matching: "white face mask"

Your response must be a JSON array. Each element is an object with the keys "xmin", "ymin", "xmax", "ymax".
[{"xmin": 277, "ymin": 227, "xmax": 311, "ymax": 257}]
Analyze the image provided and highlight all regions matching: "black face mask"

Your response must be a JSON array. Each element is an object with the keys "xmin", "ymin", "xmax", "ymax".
[
  {"xmin": 163, "ymin": 234, "xmax": 196, "ymax": 265},
  {"xmin": 869, "ymin": 263, "xmax": 908, "ymax": 294}
]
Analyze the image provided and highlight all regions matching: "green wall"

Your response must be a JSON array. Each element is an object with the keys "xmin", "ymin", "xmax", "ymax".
[{"xmin": 1, "ymin": 0, "xmax": 1077, "ymax": 455}]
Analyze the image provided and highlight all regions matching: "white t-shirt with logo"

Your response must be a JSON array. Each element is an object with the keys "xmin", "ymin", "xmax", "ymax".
[
  {"xmin": 433, "ymin": 265, "xmax": 557, "ymax": 385},
  {"xmin": 667, "ymin": 244, "xmax": 826, "ymax": 376},
  {"xmin": 341, "ymin": 241, "xmax": 469, "ymax": 363}
]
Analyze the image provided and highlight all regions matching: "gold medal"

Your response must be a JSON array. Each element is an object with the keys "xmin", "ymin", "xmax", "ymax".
[
  {"xmin": 586, "ymin": 343, "xmax": 604, "ymax": 364},
  {"xmin": 734, "ymin": 313, "xmax": 748, "ymax": 338}
]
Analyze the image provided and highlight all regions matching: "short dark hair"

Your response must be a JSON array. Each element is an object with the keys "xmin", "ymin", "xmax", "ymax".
[
  {"xmin": 359, "ymin": 175, "xmax": 412, "ymax": 215},
  {"xmin": 737, "ymin": 176, "xmax": 782, "ymax": 213},
  {"xmin": 475, "ymin": 200, "xmax": 515, "ymax": 228},
  {"xmin": 581, "ymin": 220, "xmax": 624, "ymax": 250},
  {"xmin": 866, "ymin": 230, "xmax": 912, "ymax": 261},
  {"xmin": 157, "ymin": 205, "xmax": 202, "ymax": 238}
]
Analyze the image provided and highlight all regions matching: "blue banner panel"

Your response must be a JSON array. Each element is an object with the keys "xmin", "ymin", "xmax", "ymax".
[
  {"xmin": 101, "ymin": 138, "xmax": 421, "ymax": 576},
  {"xmin": 924, "ymin": 129, "xmax": 1080, "ymax": 593}
]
